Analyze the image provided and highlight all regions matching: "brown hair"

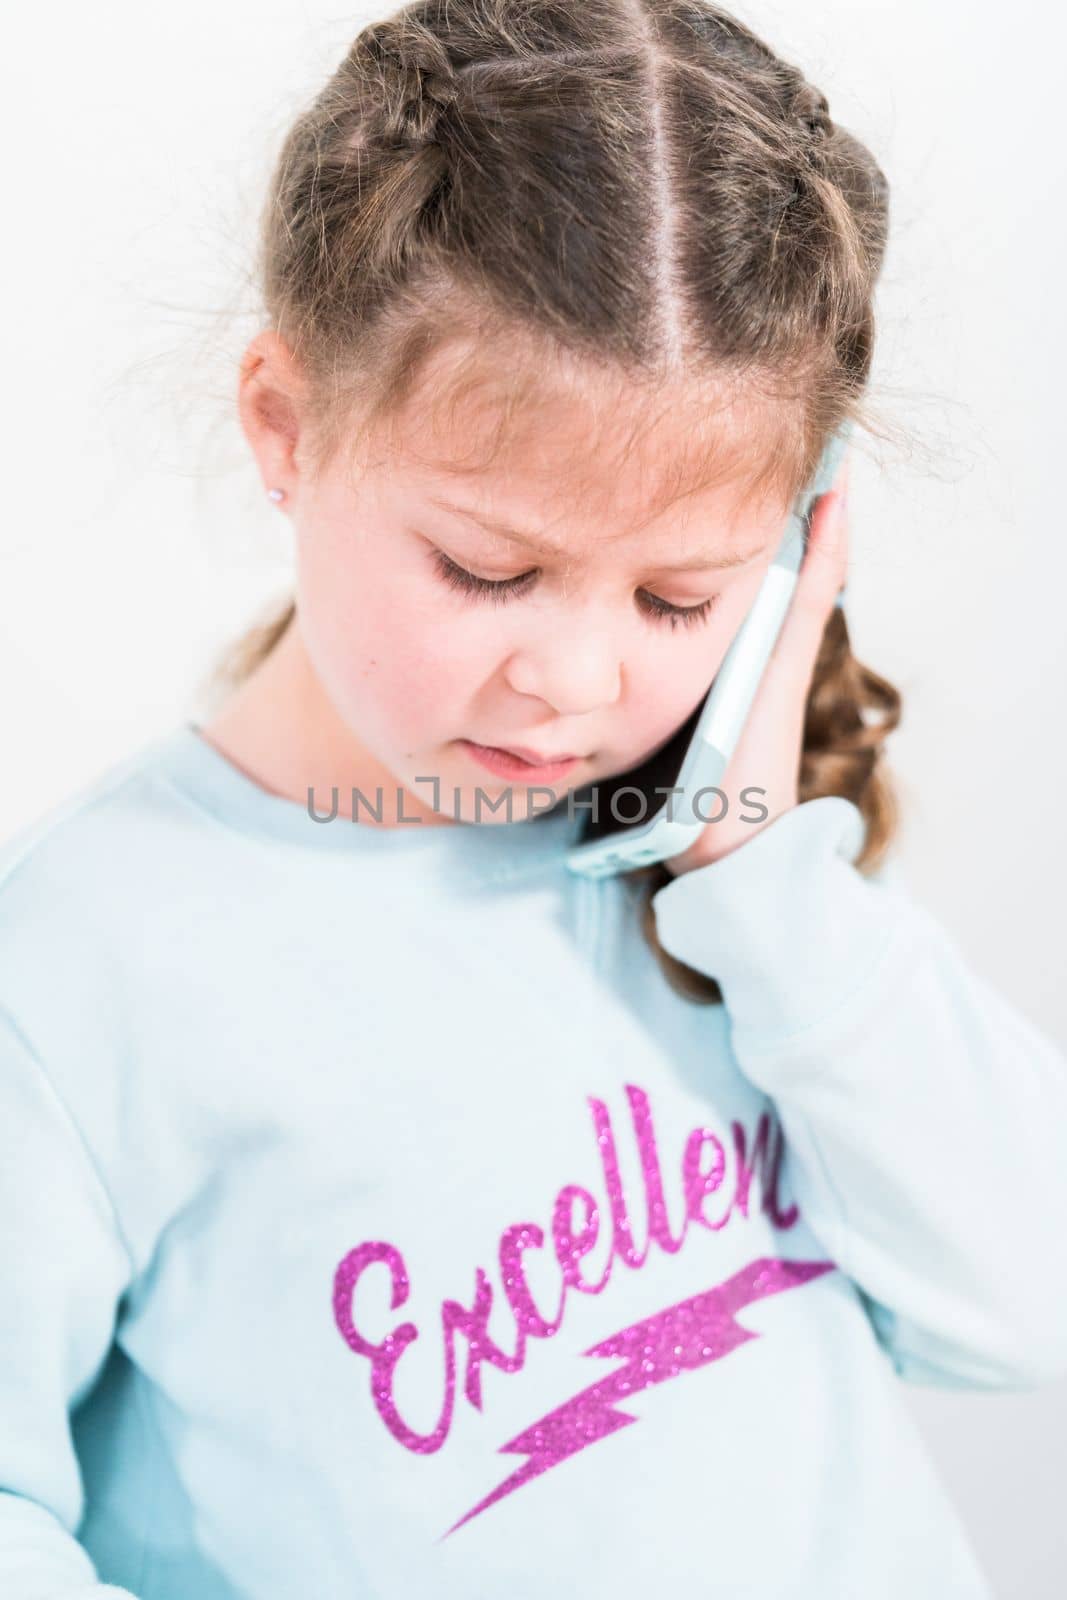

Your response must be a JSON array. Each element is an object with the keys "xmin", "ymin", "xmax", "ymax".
[{"xmin": 206, "ymin": 0, "xmax": 902, "ymax": 1004}]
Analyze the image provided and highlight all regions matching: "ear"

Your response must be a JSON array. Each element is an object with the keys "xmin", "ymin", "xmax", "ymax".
[{"xmin": 237, "ymin": 330, "xmax": 309, "ymax": 502}]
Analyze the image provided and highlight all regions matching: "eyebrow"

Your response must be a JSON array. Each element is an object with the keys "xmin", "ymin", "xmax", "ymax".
[{"xmin": 426, "ymin": 496, "xmax": 767, "ymax": 572}]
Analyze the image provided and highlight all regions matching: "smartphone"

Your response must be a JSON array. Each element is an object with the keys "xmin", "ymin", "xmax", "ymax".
[{"xmin": 563, "ymin": 422, "xmax": 853, "ymax": 880}]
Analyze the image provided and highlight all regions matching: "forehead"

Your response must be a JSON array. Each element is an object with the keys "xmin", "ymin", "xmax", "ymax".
[{"xmin": 365, "ymin": 333, "xmax": 806, "ymax": 555}]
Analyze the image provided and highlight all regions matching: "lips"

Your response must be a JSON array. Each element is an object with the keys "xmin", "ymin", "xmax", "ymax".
[
  {"xmin": 459, "ymin": 741, "xmax": 584, "ymax": 781},
  {"xmin": 493, "ymin": 743, "xmax": 580, "ymax": 766}
]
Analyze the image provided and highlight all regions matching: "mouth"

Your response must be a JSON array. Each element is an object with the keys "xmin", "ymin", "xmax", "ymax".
[{"xmin": 458, "ymin": 741, "xmax": 585, "ymax": 782}]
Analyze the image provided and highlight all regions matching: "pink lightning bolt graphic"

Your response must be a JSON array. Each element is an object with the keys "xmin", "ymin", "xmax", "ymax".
[{"xmin": 441, "ymin": 1256, "xmax": 835, "ymax": 1539}]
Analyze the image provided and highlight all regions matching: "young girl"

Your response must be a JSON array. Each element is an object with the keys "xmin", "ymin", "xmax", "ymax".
[{"xmin": 2, "ymin": 3, "xmax": 1065, "ymax": 1597}]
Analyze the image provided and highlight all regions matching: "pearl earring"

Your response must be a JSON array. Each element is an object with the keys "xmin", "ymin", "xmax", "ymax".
[{"xmin": 268, "ymin": 487, "xmax": 287, "ymax": 504}]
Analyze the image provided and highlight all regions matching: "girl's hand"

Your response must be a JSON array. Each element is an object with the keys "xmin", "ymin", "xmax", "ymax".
[{"xmin": 663, "ymin": 468, "xmax": 850, "ymax": 878}]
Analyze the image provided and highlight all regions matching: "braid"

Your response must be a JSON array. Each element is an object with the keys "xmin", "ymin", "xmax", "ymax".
[{"xmin": 347, "ymin": 19, "xmax": 462, "ymax": 150}]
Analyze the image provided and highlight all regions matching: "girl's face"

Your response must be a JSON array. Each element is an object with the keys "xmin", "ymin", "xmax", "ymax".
[{"xmin": 244, "ymin": 335, "xmax": 796, "ymax": 825}]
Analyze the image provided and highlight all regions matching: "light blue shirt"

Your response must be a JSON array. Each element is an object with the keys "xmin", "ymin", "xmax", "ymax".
[{"xmin": 2, "ymin": 722, "xmax": 1066, "ymax": 1599}]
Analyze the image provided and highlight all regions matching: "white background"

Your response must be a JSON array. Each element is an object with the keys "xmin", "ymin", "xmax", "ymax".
[{"xmin": 2, "ymin": 2, "xmax": 1065, "ymax": 1593}]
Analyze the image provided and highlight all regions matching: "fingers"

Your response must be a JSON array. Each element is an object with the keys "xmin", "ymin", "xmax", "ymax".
[
  {"xmin": 796, "ymin": 470, "xmax": 850, "ymax": 621},
  {"xmin": 766, "ymin": 466, "xmax": 849, "ymax": 679}
]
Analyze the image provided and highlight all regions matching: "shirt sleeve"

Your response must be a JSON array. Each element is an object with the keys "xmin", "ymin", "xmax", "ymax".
[
  {"xmin": 650, "ymin": 795, "xmax": 1067, "ymax": 1390},
  {"xmin": 0, "ymin": 1004, "xmax": 141, "ymax": 1599}
]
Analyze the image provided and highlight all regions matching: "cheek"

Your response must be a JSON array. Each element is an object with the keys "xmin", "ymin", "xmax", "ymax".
[
  {"xmin": 625, "ymin": 624, "xmax": 734, "ymax": 729},
  {"xmin": 294, "ymin": 528, "xmax": 495, "ymax": 729},
  {"xmin": 613, "ymin": 591, "xmax": 762, "ymax": 764}
]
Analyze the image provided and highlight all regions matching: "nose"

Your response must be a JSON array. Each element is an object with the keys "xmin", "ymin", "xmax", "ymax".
[{"xmin": 503, "ymin": 624, "xmax": 623, "ymax": 718}]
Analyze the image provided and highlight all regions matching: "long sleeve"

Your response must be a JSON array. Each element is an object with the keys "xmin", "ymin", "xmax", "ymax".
[
  {"xmin": 650, "ymin": 795, "xmax": 1067, "ymax": 1390},
  {"xmin": 0, "ymin": 1004, "xmax": 140, "ymax": 1600}
]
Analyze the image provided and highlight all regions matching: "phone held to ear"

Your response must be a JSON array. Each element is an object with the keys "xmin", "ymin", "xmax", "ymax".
[{"xmin": 564, "ymin": 422, "xmax": 854, "ymax": 881}]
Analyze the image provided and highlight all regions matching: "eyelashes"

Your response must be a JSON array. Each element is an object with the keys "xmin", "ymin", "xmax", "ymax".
[
  {"xmin": 430, "ymin": 550, "xmax": 721, "ymax": 632},
  {"xmin": 638, "ymin": 589, "xmax": 720, "ymax": 631}
]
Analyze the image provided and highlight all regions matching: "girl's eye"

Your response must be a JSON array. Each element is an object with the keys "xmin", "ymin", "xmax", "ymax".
[
  {"xmin": 431, "ymin": 551, "xmax": 720, "ymax": 631},
  {"xmin": 432, "ymin": 550, "xmax": 536, "ymax": 607},
  {"xmin": 637, "ymin": 590, "xmax": 720, "ymax": 631}
]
